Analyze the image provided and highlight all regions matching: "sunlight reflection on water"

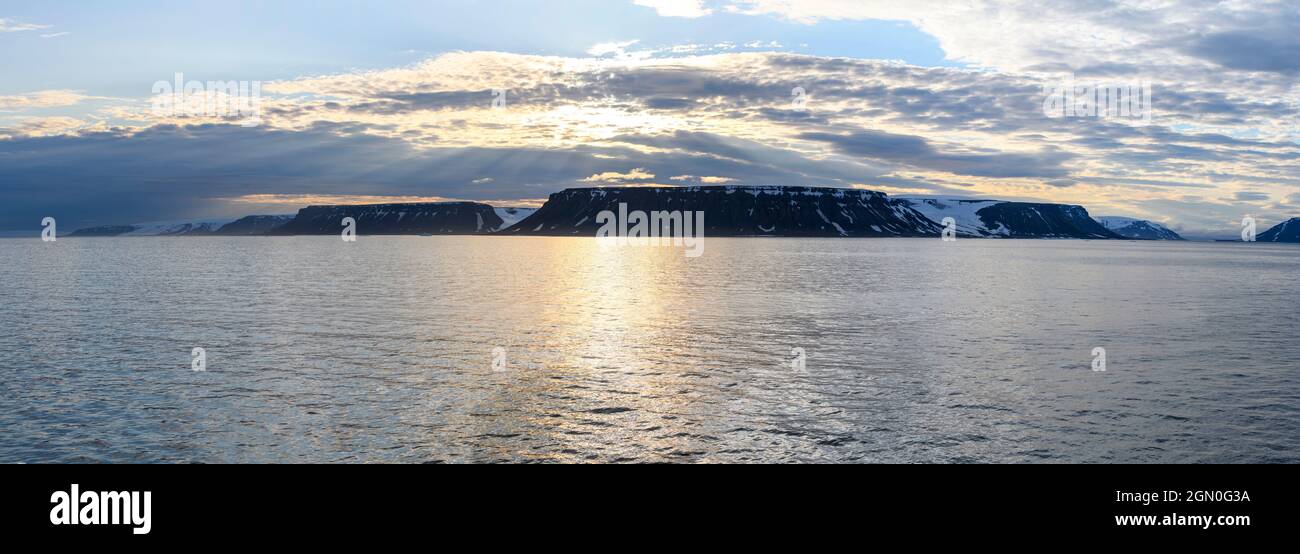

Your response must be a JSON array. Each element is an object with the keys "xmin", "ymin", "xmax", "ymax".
[{"xmin": 1, "ymin": 236, "xmax": 1297, "ymax": 463}]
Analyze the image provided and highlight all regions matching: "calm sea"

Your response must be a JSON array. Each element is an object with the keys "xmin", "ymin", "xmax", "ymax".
[{"xmin": 1, "ymin": 236, "xmax": 1297, "ymax": 463}]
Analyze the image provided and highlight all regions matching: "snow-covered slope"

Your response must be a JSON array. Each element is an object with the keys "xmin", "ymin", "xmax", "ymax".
[
  {"xmin": 896, "ymin": 197, "xmax": 1007, "ymax": 237},
  {"xmin": 492, "ymin": 207, "xmax": 538, "ymax": 231},
  {"xmin": 1096, "ymin": 216, "xmax": 1185, "ymax": 240},
  {"xmin": 121, "ymin": 219, "xmax": 237, "ymax": 236}
]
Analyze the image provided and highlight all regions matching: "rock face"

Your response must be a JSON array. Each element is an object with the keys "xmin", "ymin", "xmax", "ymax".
[
  {"xmin": 505, "ymin": 186, "xmax": 944, "ymax": 237},
  {"xmin": 965, "ymin": 202, "xmax": 1121, "ymax": 239},
  {"xmin": 269, "ymin": 202, "xmax": 506, "ymax": 235},
  {"xmin": 506, "ymin": 187, "xmax": 1126, "ymax": 239},
  {"xmin": 898, "ymin": 197, "xmax": 1124, "ymax": 239},
  {"xmin": 214, "ymin": 215, "xmax": 294, "ymax": 236},
  {"xmin": 1257, "ymin": 218, "xmax": 1300, "ymax": 242},
  {"xmin": 1096, "ymin": 216, "xmax": 1185, "ymax": 240}
]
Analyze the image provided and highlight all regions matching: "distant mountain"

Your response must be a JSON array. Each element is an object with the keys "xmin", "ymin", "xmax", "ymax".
[
  {"xmin": 1096, "ymin": 216, "xmax": 1185, "ymax": 240},
  {"xmin": 895, "ymin": 197, "xmax": 1124, "ymax": 239},
  {"xmin": 65, "ymin": 206, "xmax": 524, "ymax": 238},
  {"xmin": 214, "ymin": 215, "xmax": 294, "ymax": 236},
  {"xmin": 122, "ymin": 220, "xmax": 235, "ymax": 236},
  {"xmin": 69, "ymin": 225, "xmax": 140, "ymax": 237},
  {"xmin": 70, "ymin": 219, "xmax": 236, "ymax": 237},
  {"xmin": 269, "ymin": 202, "xmax": 506, "ymax": 235},
  {"xmin": 1257, "ymin": 218, "xmax": 1300, "ymax": 242},
  {"xmin": 505, "ymin": 186, "xmax": 943, "ymax": 237},
  {"xmin": 61, "ymin": 189, "xmax": 1160, "ymax": 240}
]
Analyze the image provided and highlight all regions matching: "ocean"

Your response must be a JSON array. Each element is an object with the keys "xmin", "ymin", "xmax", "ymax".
[{"xmin": 1, "ymin": 236, "xmax": 1296, "ymax": 463}]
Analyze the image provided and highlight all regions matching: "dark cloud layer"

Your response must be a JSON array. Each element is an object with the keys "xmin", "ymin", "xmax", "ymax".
[
  {"xmin": 799, "ymin": 129, "xmax": 1073, "ymax": 178},
  {"xmin": 1, "ymin": 123, "xmax": 949, "ymax": 230}
]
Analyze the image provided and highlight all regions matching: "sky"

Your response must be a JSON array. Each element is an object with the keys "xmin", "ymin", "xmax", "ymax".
[{"xmin": 1, "ymin": 0, "xmax": 1298, "ymax": 237}]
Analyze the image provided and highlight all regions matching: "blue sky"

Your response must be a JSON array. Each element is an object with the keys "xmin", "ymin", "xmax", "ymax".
[
  {"xmin": 2, "ymin": 0, "xmax": 1298, "ymax": 237},
  {"xmin": 0, "ymin": 0, "xmax": 953, "ymax": 96}
]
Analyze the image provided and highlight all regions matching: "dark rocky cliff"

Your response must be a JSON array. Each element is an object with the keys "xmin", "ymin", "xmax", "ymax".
[
  {"xmin": 508, "ymin": 186, "xmax": 1128, "ymax": 239},
  {"xmin": 270, "ymin": 202, "xmax": 505, "ymax": 235},
  {"xmin": 214, "ymin": 215, "xmax": 294, "ymax": 236},
  {"xmin": 971, "ymin": 203, "xmax": 1124, "ymax": 239},
  {"xmin": 1258, "ymin": 218, "xmax": 1300, "ymax": 242},
  {"xmin": 506, "ymin": 186, "xmax": 943, "ymax": 237}
]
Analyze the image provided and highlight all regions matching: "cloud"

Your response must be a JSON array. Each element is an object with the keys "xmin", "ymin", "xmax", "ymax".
[
  {"xmin": 1135, "ymin": 195, "xmax": 1292, "ymax": 239},
  {"xmin": 0, "ymin": 90, "xmax": 92, "ymax": 110},
  {"xmin": 588, "ymin": 40, "xmax": 642, "ymax": 58},
  {"xmin": 227, "ymin": 194, "xmax": 460, "ymax": 206},
  {"xmin": 0, "ymin": 116, "xmax": 90, "ymax": 138},
  {"xmin": 0, "ymin": 123, "xmax": 618, "ymax": 228},
  {"xmin": 581, "ymin": 168, "xmax": 656, "ymax": 182},
  {"xmin": 671, "ymin": 175, "xmax": 737, "ymax": 183},
  {"xmin": 40, "ymin": 31, "xmax": 70, "ymax": 39},
  {"xmin": 633, "ymin": 0, "xmax": 713, "ymax": 18},
  {"xmin": 3, "ymin": 45, "xmax": 1297, "ymax": 236},
  {"xmin": 1270, "ymin": 194, "xmax": 1300, "ymax": 215},
  {"xmin": 1183, "ymin": 30, "xmax": 1300, "ymax": 75},
  {"xmin": 1234, "ymin": 191, "xmax": 1271, "ymax": 202},
  {"xmin": 799, "ymin": 129, "xmax": 1073, "ymax": 178},
  {"xmin": 0, "ymin": 18, "xmax": 50, "ymax": 32},
  {"xmin": 723, "ymin": 0, "xmax": 1300, "ymax": 89}
]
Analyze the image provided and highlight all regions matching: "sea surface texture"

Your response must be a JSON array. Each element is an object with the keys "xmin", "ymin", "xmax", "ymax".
[{"xmin": 1, "ymin": 237, "xmax": 1296, "ymax": 463}]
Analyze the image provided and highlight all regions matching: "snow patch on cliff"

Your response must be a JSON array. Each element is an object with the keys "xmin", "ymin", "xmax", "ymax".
[
  {"xmin": 896, "ymin": 197, "xmax": 1002, "ymax": 237},
  {"xmin": 121, "ymin": 219, "xmax": 238, "ymax": 236},
  {"xmin": 493, "ymin": 207, "xmax": 538, "ymax": 231}
]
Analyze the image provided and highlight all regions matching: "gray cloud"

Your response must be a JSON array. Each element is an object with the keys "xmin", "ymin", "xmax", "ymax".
[
  {"xmin": 1234, "ymin": 191, "xmax": 1271, "ymax": 202},
  {"xmin": 1182, "ymin": 27, "xmax": 1300, "ymax": 75},
  {"xmin": 799, "ymin": 129, "xmax": 1073, "ymax": 178}
]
